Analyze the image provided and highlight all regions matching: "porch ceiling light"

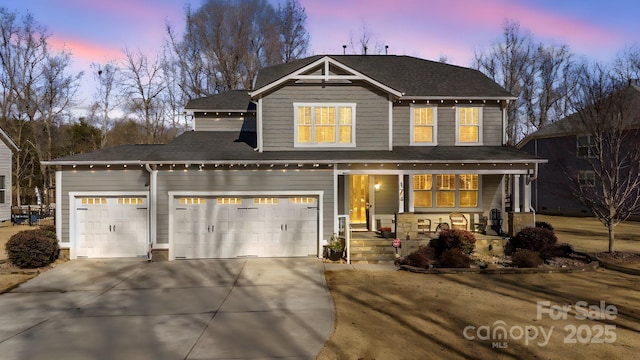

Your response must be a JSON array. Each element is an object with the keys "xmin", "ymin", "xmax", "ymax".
[{"xmin": 106, "ymin": 164, "xmax": 111, "ymax": 168}]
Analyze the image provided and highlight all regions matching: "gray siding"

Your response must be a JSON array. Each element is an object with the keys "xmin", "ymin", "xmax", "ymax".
[
  {"xmin": 392, "ymin": 102, "xmax": 504, "ymax": 146},
  {"xmin": 155, "ymin": 169, "xmax": 334, "ymax": 244},
  {"xmin": 262, "ymin": 83, "xmax": 390, "ymax": 151},
  {"xmin": 0, "ymin": 141, "xmax": 11, "ymax": 222},
  {"xmin": 195, "ymin": 115, "xmax": 256, "ymax": 132},
  {"xmin": 373, "ymin": 175, "xmax": 399, "ymax": 215},
  {"xmin": 482, "ymin": 174, "xmax": 504, "ymax": 214},
  {"xmin": 59, "ymin": 169, "xmax": 150, "ymax": 244}
]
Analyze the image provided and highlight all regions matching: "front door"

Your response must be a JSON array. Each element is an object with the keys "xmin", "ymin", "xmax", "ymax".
[{"xmin": 349, "ymin": 175, "xmax": 369, "ymax": 229}]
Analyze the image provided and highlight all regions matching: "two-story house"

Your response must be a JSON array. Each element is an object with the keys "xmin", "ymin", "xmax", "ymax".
[
  {"xmin": 45, "ymin": 55, "xmax": 545, "ymax": 260},
  {"xmin": 518, "ymin": 80, "xmax": 640, "ymax": 217}
]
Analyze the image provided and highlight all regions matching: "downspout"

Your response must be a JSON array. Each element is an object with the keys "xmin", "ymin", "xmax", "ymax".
[{"xmin": 144, "ymin": 163, "xmax": 157, "ymax": 261}]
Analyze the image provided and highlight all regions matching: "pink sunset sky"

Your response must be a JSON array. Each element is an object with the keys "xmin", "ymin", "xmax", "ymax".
[{"xmin": 3, "ymin": 0, "xmax": 638, "ymax": 110}]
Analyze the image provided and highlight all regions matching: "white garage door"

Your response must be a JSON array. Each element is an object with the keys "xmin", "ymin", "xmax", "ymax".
[
  {"xmin": 75, "ymin": 197, "xmax": 148, "ymax": 258},
  {"xmin": 173, "ymin": 196, "xmax": 318, "ymax": 259}
]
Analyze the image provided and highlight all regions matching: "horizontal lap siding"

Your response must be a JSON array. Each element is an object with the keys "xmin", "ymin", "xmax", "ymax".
[
  {"xmin": 194, "ymin": 115, "xmax": 256, "ymax": 132},
  {"xmin": 482, "ymin": 174, "xmax": 504, "ymax": 213},
  {"xmin": 156, "ymin": 169, "xmax": 334, "ymax": 244},
  {"xmin": 262, "ymin": 83, "xmax": 389, "ymax": 151},
  {"xmin": 393, "ymin": 103, "xmax": 504, "ymax": 146},
  {"xmin": 0, "ymin": 142, "xmax": 12, "ymax": 222},
  {"xmin": 59, "ymin": 169, "xmax": 149, "ymax": 244}
]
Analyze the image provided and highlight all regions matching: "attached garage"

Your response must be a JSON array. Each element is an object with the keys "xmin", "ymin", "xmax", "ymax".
[
  {"xmin": 171, "ymin": 195, "xmax": 319, "ymax": 259},
  {"xmin": 72, "ymin": 195, "xmax": 149, "ymax": 258}
]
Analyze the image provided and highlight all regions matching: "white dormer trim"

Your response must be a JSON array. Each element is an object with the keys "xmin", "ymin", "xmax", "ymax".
[{"xmin": 249, "ymin": 56, "xmax": 403, "ymax": 98}]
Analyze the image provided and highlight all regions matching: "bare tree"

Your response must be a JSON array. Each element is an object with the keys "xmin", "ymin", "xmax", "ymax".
[
  {"xmin": 120, "ymin": 48, "xmax": 167, "ymax": 144},
  {"xmin": 276, "ymin": 0, "xmax": 309, "ymax": 62},
  {"xmin": 348, "ymin": 24, "xmax": 386, "ymax": 55},
  {"xmin": 563, "ymin": 63, "xmax": 640, "ymax": 252},
  {"xmin": 90, "ymin": 62, "xmax": 120, "ymax": 147},
  {"xmin": 474, "ymin": 20, "xmax": 535, "ymax": 145},
  {"xmin": 521, "ymin": 43, "xmax": 578, "ymax": 133}
]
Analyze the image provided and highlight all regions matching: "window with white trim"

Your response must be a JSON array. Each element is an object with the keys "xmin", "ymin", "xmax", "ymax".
[
  {"xmin": 411, "ymin": 105, "xmax": 437, "ymax": 145},
  {"xmin": 294, "ymin": 103, "xmax": 356, "ymax": 146},
  {"xmin": 578, "ymin": 171, "xmax": 595, "ymax": 187},
  {"xmin": 412, "ymin": 174, "xmax": 480, "ymax": 209},
  {"xmin": 254, "ymin": 197, "xmax": 279, "ymax": 204},
  {"xmin": 456, "ymin": 107, "xmax": 482, "ymax": 145},
  {"xmin": 217, "ymin": 198, "xmax": 242, "ymax": 205},
  {"xmin": 179, "ymin": 198, "xmax": 206, "ymax": 205},
  {"xmin": 577, "ymin": 135, "xmax": 596, "ymax": 158},
  {"xmin": 413, "ymin": 175, "xmax": 433, "ymax": 207}
]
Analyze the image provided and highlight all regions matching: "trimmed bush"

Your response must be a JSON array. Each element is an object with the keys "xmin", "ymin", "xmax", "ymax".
[
  {"xmin": 510, "ymin": 227, "xmax": 558, "ymax": 260},
  {"xmin": 437, "ymin": 248, "xmax": 471, "ymax": 268},
  {"xmin": 535, "ymin": 221, "xmax": 554, "ymax": 231},
  {"xmin": 554, "ymin": 243, "xmax": 575, "ymax": 258},
  {"xmin": 395, "ymin": 245, "xmax": 435, "ymax": 268},
  {"xmin": 429, "ymin": 229, "xmax": 476, "ymax": 256},
  {"xmin": 5, "ymin": 227, "xmax": 60, "ymax": 269},
  {"xmin": 511, "ymin": 249, "xmax": 543, "ymax": 268}
]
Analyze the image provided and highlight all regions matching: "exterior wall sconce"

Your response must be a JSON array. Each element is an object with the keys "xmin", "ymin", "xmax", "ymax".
[{"xmin": 374, "ymin": 182, "xmax": 382, "ymax": 191}]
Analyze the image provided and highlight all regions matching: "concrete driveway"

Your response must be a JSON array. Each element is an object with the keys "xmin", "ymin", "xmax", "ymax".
[{"xmin": 0, "ymin": 258, "xmax": 334, "ymax": 360}]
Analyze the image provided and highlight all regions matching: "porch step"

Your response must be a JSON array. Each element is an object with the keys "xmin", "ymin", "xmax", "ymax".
[{"xmin": 348, "ymin": 236, "xmax": 397, "ymax": 264}]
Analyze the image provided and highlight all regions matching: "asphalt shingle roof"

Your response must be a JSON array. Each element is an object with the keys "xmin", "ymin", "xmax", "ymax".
[
  {"xmin": 254, "ymin": 55, "xmax": 514, "ymax": 98},
  {"xmin": 48, "ymin": 131, "xmax": 542, "ymax": 164},
  {"xmin": 184, "ymin": 90, "xmax": 256, "ymax": 111}
]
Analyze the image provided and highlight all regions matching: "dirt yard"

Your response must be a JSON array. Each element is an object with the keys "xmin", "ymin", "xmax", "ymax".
[{"xmin": 318, "ymin": 215, "xmax": 640, "ymax": 360}]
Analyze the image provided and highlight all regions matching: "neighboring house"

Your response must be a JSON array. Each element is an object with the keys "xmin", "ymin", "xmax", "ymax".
[
  {"xmin": 0, "ymin": 126, "xmax": 19, "ymax": 223},
  {"xmin": 518, "ymin": 80, "xmax": 640, "ymax": 217},
  {"xmin": 45, "ymin": 55, "xmax": 545, "ymax": 260}
]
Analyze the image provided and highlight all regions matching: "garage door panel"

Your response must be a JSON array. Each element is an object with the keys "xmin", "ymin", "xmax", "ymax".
[
  {"xmin": 173, "ymin": 195, "xmax": 318, "ymax": 259},
  {"xmin": 75, "ymin": 197, "xmax": 148, "ymax": 258}
]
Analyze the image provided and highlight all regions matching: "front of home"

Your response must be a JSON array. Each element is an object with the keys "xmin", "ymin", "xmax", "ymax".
[{"xmin": 46, "ymin": 55, "xmax": 545, "ymax": 260}]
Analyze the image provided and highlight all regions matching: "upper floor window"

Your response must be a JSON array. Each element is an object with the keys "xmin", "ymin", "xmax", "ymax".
[
  {"xmin": 456, "ymin": 107, "xmax": 482, "ymax": 145},
  {"xmin": 294, "ymin": 103, "xmax": 356, "ymax": 147},
  {"xmin": 411, "ymin": 105, "xmax": 437, "ymax": 145},
  {"xmin": 577, "ymin": 135, "xmax": 596, "ymax": 158}
]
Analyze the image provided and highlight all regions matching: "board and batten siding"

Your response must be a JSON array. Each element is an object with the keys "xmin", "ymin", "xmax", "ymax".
[
  {"xmin": 0, "ymin": 140, "xmax": 12, "ymax": 222},
  {"xmin": 261, "ymin": 83, "xmax": 390, "ymax": 151},
  {"xmin": 155, "ymin": 169, "xmax": 334, "ymax": 245},
  {"xmin": 59, "ymin": 169, "xmax": 149, "ymax": 245},
  {"xmin": 392, "ymin": 102, "xmax": 505, "ymax": 146}
]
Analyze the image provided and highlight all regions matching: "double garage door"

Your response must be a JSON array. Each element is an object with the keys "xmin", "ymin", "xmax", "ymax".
[
  {"xmin": 74, "ymin": 196, "xmax": 148, "ymax": 258},
  {"xmin": 173, "ymin": 196, "xmax": 318, "ymax": 259}
]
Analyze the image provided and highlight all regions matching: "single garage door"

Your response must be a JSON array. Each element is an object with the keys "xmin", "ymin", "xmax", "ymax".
[
  {"xmin": 75, "ymin": 196, "xmax": 148, "ymax": 258},
  {"xmin": 173, "ymin": 196, "xmax": 318, "ymax": 259}
]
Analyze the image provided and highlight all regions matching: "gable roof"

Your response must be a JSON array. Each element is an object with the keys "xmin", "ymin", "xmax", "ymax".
[
  {"xmin": 0, "ymin": 126, "xmax": 19, "ymax": 152},
  {"xmin": 185, "ymin": 90, "xmax": 256, "ymax": 112},
  {"xmin": 252, "ymin": 55, "xmax": 515, "ymax": 99},
  {"xmin": 517, "ymin": 84, "xmax": 640, "ymax": 148}
]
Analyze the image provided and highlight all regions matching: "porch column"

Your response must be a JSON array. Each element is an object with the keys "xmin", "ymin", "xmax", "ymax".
[
  {"xmin": 523, "ymin": 175, "xmax": 531, "ymax": 213},
  {"xmin": 512, "ymin": 174, "xmax": 521, "ymax": 212},
  {"xmin": 398, "ymin": 175, "xmax": 404, "ymax": 213}
]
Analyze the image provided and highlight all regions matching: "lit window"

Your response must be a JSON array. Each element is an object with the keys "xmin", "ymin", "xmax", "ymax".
[
  {"xmin": 217, "ymin": 198, "xmax": 242, "ymax": 205},
  {"xmin": 290, "ymin": 197, "xmax": 315, "ymax": 204},
  {"xmin": 81, "ymin": 198, "xmax": 107, "ymax": 205},
  {"xmin": 456, "ymin": 107, "xmax": 482, "ymax": 144},
  {"xmin": 436, "ymin": 174, "xmax": 456, "ymax": 207},
  {"xmin": 118, "ymin": 198, "xmax": 144, "ymax": 205},
  {"xmin": 295, "ymin": 103, "xmax": 355, "ymax": 146},
  {"xmin": 411, "ymin": 105, "xmax": 437, "ymax": 145},
  {"xmin": 254, "ymin": 197, "xmax": 279, "ymax": 204},
  {"xmin": 179, "ymin": 198, "xmax": 206, "ymax": 205},
  {"xmin": 458, "ymin": 175, "xmax": 478, "ymax": 207},
  {"xmin": 413, "ymin": 175, "xmax": 433, "ymax": 207}
]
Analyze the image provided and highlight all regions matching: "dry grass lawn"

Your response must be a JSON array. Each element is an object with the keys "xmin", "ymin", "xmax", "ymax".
[{"xmin": 318, "ymin": 215, "xmax": 640, "ymax": 360}]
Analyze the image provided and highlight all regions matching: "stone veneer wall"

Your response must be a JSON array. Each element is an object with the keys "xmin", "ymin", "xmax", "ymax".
[{"xmin": 508, "ymin": 212, "xmax": 535, "ymax": 236}]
